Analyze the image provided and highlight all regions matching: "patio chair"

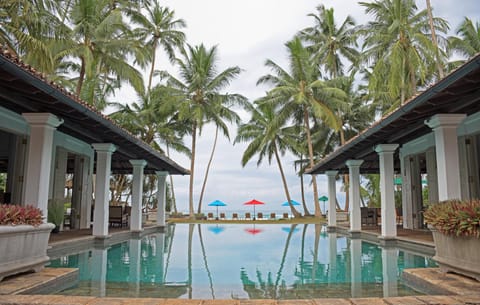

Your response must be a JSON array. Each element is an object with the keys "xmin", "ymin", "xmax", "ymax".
[
  {"xmin": 220, "ymin": 212, "xmax": 226, "ymax": 219},
  {"xmin": 232, "ymin": 213, "xmax": 238, "ymax": 220},
  {"xmin": 257, "ymin": 212, "xmax": 263, "ymax": 219},
  {"xmin": 270, "ymin": 212, "xmax": 276, "ymax": 220},
  {"xmin": 361, "ymin": 207, "xmax": 375, "ymax": 225},
  {"xmin": 109, "ymin": 206, "xmax": 127, "ymax": 227},
  {"xmin": 207, "ymin": 212, "xmax": 214, "ymax": 219},
  {"xmin": 396, "ymin": 207, "xmax": 403, "ymax": 225},
  {"xmin": 282, "ymin": 213, "xmax": 289, "ymax": 219},
  {"xmin": 245, "ymin": 212, "xmax": 251, "ymax": 220}
]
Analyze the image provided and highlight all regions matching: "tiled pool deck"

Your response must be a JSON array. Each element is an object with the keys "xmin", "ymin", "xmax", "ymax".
[{"xmin": 1, "ymin": 224, "xmax": 480, "ymax": 304}]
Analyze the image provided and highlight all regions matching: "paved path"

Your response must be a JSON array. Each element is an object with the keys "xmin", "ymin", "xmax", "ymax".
[{"xmin": 1, "ymin": 294, "xmax": 480, "ymax": 304}]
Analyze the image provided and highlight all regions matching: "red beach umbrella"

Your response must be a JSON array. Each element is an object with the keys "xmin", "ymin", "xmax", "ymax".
[
  {"xmin": 245, "ymin": 227, "xmax": 263, "ymax": 235},
  {"xmin": 243, "ymin": 199, "xmax": 265, "ymax": 220}
]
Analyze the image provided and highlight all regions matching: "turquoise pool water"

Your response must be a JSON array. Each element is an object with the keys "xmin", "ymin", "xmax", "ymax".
[{"xmin": 49, "ymin": 224, "xmax": 436, "ymax": 299}]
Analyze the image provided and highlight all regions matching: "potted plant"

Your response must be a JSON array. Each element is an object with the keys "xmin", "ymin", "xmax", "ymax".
[
  {"xmin": 424, "ymin": 199, "xmax": 480, "ymax": 281},
  {"xmin": 48, "ymin": 198, "xmax": 65, "ymax": 233},
  {"xmin": 0, "ymin": 204, "xmax": 55, "ymax": 281}
]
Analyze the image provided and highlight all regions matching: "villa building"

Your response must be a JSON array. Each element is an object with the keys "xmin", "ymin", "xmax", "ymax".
[
  {"xmin": 307, "ymin": 53, "xmax": 480, "ymax": 243},
  {"xmin": 0, "ymin": 46, "xmax": 189, "ymax": 238}
]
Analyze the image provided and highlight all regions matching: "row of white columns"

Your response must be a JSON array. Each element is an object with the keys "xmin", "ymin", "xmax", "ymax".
[
  {"xmin": 18, "ymin": 112, "xmax": 169, "ymax": 239},
  {"xmin": 325, "ymin": 114, "xmax": 466, "ymax": 240},
  {"xmin": 91, "ymin": 144, "xmax": 169, "ymax": 238}
]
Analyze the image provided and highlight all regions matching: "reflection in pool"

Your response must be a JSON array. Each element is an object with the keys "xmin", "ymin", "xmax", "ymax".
[{"xmin": 49, "ymin": 223, "xmax": 436, "ymax": 299}]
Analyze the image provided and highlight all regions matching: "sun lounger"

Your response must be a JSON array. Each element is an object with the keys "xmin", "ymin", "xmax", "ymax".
[
  {"xmin": 270, "ymin": 213, "xmax": 276, "ymax": 219},
  {"xmin": 207, "ymin": 212, "xmax": 214, "ymax": 219},
  {"xmin": 257, "ymin": 212, "xmax": 263, "ymax": 219},
  {"xmin": 220, "ymin": 212, "xmax": 226, "ymax": 219},
  {"xmin": 282, "ymin": 213, "xmax": 289, "ymax": 219},
  {"xmin": 232, "ymin": 213, "xmax": 238, "ymax": 219},
  {"xmin": 245, "ymin": 212, "xmax": 251, "ymax": 220}
]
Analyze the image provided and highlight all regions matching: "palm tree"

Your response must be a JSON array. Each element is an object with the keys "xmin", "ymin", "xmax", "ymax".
[
  {"xmin": 60, "ymin": 0, "xmax": 144, "ymax": 108},
  {"xmin": 0, "ymin": 0, "xmax": 67, "ymax": 74},
  {"xmin": 110, "ymin": 86, "xmax": 190, "ymax": 210},
  {"xmin": 425, "ymin": 0, "xmax": 445, "ymax": 79},
  {"xmin": 127, "ymin": 1, "xmax": 186, "ymax": 92},
  {"xmin": 196, "ymin": 95, "xmax": 248, "ymax": 212},
  {"xmin": 449, "ymin": 17, "xmax": 480, "ymax": 60},
  {"xmin": 235, "ymin": 103, "xmax": 302, "ymax": 217},
  {"xmin": 257, "ymin": 37, "xmax": 345, "ymax": 217},
  {"xmin": 164, "ymin": 44, "xmax": 246, "ymax": 217},
  {"xmin": 359, "ymin": 0, "xmax": 449, "ymax": 108},
  {"xmin": 300, "ymin": 4, "xmax": 359, "ymax": 78}
]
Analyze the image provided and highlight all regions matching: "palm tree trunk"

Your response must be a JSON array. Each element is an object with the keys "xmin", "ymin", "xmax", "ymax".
[
  {"xmin": 197, "ymin": 126, "xmax": 218, "ymax": 213},
  {"xmin": 273, "ymin": 143, "xmax": 301, "ymax": 217},
  {"xmin": 148, "ymin": 40, "xmax": 158, "ymax": 92},
  {"xmin": 304, "ymin": 109, "xmax": 321, "ymax": 217},
  {"xmin": 76, "ymin": 57, "xmax": 86, "ymax": 96},
  {"xmin": 189, "ymin": 123, "xmax": 197, "ymax": 218},
  {"xmin": 300, "ymin": 173, "xmax": 311, "ymax": 215},
  {"xmin": 426, "ymin": 0, "xmax": 444, "ymax": 79},
  {"xmin": 340, "ymin": 129, "xmax": 349, "ymax": 212},
  {"xmin": 311, "ymin": 224, "xmax": 321, "ymax": 281},
  {"xmin": 187, "ymin": 224, "xmax": 194, "ymax": 298},
  {"xmin": 166, "ymin": 144, "xmax": 177, "ymax": 213},
  {"xmin": 274, "ymin": 224, "xmax": 297, "ymax": 296},
  {"xmin": 197, "ymin": 224, "xmax": 215, "ymax": 298}
]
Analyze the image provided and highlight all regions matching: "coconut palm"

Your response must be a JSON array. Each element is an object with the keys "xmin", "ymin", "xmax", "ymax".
[
  {"xmin": 0, "ymin": 0, "xmax": 67, "ymax": 73},
  {"xmin": 299, "ymin": 4, "xmax": 359, "ymax": 78},
  {"xmin": 449, "ymin": 17, "xmax": 480, "ymax": 61},
  {"xmin": 196, "ymin": 95, "xmax": 248, "ymax": 213},
  {"xmin": 58, "ymin": 0, "xmax": 144, "ymax": 107},
  {"xmin": 235, "ymin": 103, "xmax": 302, "ymax": 217},
  {"xmin": 257, "ymin": 37, "xmax": 346, "ymax": 217},
  {"xmin": 359, "ymin": 0, "xmax": 449, "ymax": 108},
  {"xmin": 127, "ymin": 1, "xmax": 186, "ymax": 92},
  {"xmin": 164, "ymin": 44, "xmax": 246, "ymax": 217}
]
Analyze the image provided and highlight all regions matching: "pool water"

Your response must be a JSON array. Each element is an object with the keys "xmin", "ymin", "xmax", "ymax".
[{"xmin": 49, "ymin": 223, "xmax": 436, "ymax": 299}]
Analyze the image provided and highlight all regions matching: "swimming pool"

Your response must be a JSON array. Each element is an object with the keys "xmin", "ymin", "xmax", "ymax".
[{"xmin": 49, "ymin": 223, "xmax": 436, "ymax": 299}]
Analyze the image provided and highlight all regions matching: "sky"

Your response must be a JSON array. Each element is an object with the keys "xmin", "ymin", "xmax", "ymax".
[{"xmin": 116, "ymin": 0, "xmax": 480, "ymax": 214}]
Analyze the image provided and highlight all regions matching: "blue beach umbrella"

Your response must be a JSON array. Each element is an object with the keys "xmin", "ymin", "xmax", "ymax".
[
  {"xmin": 208, "ymin": 200, "xmax": 227, "ymax": 219},
  {"xmin": 282, "ymin": 200, "xmax": 301, "ymax": 206},
  {"xmin": 208, "ymin": 225, "xmax": 225, "ymax": 234},
  {"xmin": 281, "ymin": 226, "xmax": 300, "ymax": 233}
]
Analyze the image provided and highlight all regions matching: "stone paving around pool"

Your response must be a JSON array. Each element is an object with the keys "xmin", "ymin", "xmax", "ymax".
[
  {"xmin": 1, "ymin": 294, "xmax": 480, "ymax": 304},
  {"xmin": 1, "ymin": 267, "xmax": 480, "ymax": 305}
]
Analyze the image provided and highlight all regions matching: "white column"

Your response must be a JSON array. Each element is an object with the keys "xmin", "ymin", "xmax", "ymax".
[
  {"xmin": 154, "ymin": 233, "xmax": 165, "ymax": 283},
  {"xmin": 328, "ymin": 232, "xmax": 337, "ymax": 283},
  {"xmin": 22, "ymin": 113, "xmax": 63, "ymax": 219},
  {"xmin": 382, "ymin": 247, "xmax": 399, "ymax": 297},
  {"xmin": 425, "ymin": 114, "xmax": 466, "ymax": 201},
  {"xmin": 425, "ymin": 148, "xmax": 439, "ymax": 206},
  {"xmin": 130, "ymin": 160, "xmax": 147, "ymax": 232},
  {"xmin": 156, "ymin": 171, "xmax": 168, "ymax": 227},
  {"xmin": 325, "ymin": 171, "xmax": 338, "ymax": 228},
  {"xmin": 91, "ymin": 248, "xmax": 108, "ymax": 297},
  {"xmin": 350, "ymin": 239, "xmax": 362, "ymax": 298},
  {"xmin": 375, "ymin": 144, "xmax": 399, "ymax": 239},
  {"xmin": 92, "ymin": 143, "xmax": 116, "ymax": 238},
  {"xmin": 129, "ymin": 239, "xmax": 142, "ymax": 296},
  {"xmin": 346, "ymin": 160, "xmax": 364, "ymax": 232}
]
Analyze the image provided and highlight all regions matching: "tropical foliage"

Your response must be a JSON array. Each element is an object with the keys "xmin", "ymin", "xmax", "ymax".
[
  {"xmin": 0, "ymin": 0, "xmax": 478, "ymax": 216},
  {"xmin": 0, "ymin": 204, "xmax": 43, "ymax": 226},
  {"xmin": 424, "ymin": 199, "xmax": 480, "ymax": 238}
]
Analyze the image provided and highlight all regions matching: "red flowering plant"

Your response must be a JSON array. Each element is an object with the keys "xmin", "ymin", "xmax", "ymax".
[
  {"xmin": 424, "ymin": 199, "xmax": 480, "ymax": 238},
  {"xmin": 0, "ymin": 204, "xmax": 44, "ymax": 226}
]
